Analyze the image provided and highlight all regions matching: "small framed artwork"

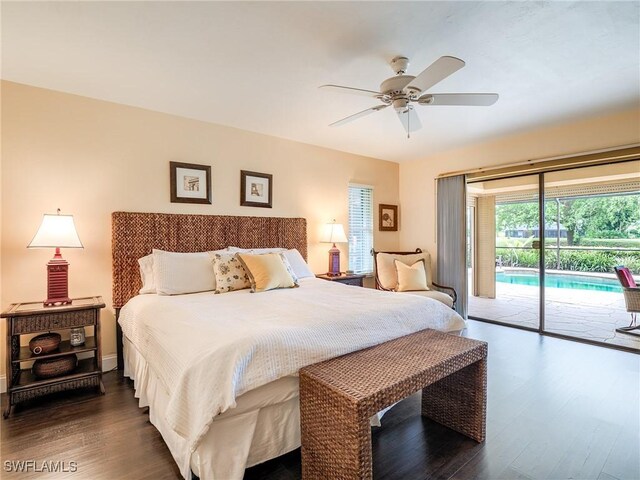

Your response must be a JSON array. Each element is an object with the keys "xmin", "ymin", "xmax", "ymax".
[
  {"xmin": 379, "ymin": 204, "xmax": 398, "ymax": 231},
  {"xmin": 240, "ymin": 170, "xmax": 272, "ymax": 208},
  {"xmin": 170, "ymin": 161, "xmax": 212, "ymax": 204}
]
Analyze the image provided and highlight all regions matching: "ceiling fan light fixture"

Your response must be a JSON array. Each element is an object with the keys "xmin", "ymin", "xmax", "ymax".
[{"xmin": 392, "ymin": 98, "xmax": 409, "ymax": 112}]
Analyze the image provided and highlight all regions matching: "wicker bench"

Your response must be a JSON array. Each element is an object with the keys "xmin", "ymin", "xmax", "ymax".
[{"xmin": 299, "ymin": 329, "xmax": 488, "ymax": 480}]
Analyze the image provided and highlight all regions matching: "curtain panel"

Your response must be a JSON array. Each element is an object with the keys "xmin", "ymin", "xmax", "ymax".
[{"xmin": 436, "ymin": 175, "xmax": 468, "ymax": 318}]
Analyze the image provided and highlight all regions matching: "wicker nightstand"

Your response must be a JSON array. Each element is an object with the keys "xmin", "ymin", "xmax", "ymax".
[
  {"xmin": 2, "ymin": 296, "xmax": 105, "ymax": 418},
  {"xmin": 316, "ymin": 273, "xmax": 366, "ymax": 287}
]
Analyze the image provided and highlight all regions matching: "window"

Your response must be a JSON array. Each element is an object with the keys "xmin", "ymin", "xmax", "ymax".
[{"xmin": 348, "ymin": 184, "xmax": 374, "ymax": 274}]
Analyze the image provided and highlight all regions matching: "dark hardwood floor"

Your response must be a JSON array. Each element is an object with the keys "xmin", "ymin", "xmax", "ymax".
[{"xmin": 2, "ymin": 320, "xmax": 639, "ymax": 479}]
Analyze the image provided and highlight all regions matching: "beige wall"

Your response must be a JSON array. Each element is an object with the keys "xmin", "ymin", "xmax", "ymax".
[
  {"xmin": 399, "ymin": 108, "xmax": 640, "ymax": 270},
  {"xmin": 0, "ymin": 81, "xmax": 400, "ymax": 380}
]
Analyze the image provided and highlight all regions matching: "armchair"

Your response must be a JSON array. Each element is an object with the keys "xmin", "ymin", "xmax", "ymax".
[
  {"xmin": 614, "ymin": 265, "xmax": 640, "ymax": 333},
  {"xmin": 372, "ymin": 248, "xmax": 457, "ymax": 309}
]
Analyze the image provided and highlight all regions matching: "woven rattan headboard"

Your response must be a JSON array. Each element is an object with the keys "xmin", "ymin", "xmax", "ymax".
[{"xmin": 111, "ymin": 211, "xmax": 307, "ymax": 309}]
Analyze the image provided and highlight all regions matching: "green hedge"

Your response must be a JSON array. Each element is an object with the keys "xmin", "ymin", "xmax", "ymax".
[
  {"xmin": 495, "ymin": 248, "xmax": 640, "ymax": 273},
  {"xmin": 576, "ymin": 238, "xmax": 640, "ymax": 248},
  {"xmin": 496, "ymin": 237, "xmax": 640, "ymax": 249}
]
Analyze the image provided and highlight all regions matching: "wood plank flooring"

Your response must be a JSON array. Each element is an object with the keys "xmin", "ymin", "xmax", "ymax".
[{"xmin": 2, "ymin": 320, "xmax": 639, "ymax": 479}]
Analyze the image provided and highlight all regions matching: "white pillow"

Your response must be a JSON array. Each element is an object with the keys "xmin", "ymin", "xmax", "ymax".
[
  {"xmin": 281, "ymin": 249, "xmax": 314, "ymax": 279},
  {"xmin": 395, "ymin": 259, "xmax": 429, "ymax": 292},
  {"xmin": 227, "ymin": 247, "xmax": 286, "ymax": 254},
  {"xmin": 376, "ymin": 252, "xmax": 432, "ymax": 290},
  {"xmin": 152, "ymin": 249, "xmax": 222, "ymax": 295},
  {"xmin": 138, "ymin": 254, "xmax": 156, "ymax": 294}
]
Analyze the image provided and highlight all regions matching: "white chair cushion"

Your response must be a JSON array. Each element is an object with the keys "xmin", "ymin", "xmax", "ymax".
[
  {"xmin": 376, "ymin": 251, "xmax": 432, "ymax": 290},
  {"xmin": 400, "ymin": 289, "xmax": 454, "ymax": 308}
]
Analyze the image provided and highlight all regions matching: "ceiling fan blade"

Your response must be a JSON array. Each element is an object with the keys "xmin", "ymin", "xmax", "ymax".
[
  {"xmin": 418, "ymin": 93, "xmax": 499, "ymax": 106},
  {"xmin": 405, "ymin": 56, "xmax": 465, "ymax": 94},
  {"xmin": 329, "ymin": 104, "xmax": 389, "ymax": 127},
  {"xmin": 320, "ymin": 84, "xmax": 383, "ymax": 97},
  {"xmin": 397, "ymin": 106, "xmax": 422, "ymax": 135}
]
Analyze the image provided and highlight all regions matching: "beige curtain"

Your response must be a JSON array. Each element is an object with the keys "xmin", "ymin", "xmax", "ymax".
[
  {"xmin": 475, "ymin": 195, "xmax": 496, "ymax": 298},
  {"xmin": 436, "ymin": 175, "xmax": 468, "ymax": 318}
]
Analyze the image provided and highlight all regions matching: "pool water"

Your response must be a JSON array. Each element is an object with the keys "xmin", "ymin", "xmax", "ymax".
[{"xmin": 495, "ymin": 271, "xmax": 622, "ymax": 293}]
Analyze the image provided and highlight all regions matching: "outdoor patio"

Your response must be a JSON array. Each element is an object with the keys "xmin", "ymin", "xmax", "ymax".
[{"xmin": 468, "ymin": 281, "xmax": 640, "ymax": 351}]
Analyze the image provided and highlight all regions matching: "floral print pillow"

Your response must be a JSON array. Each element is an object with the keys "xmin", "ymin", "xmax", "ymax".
[{"xmin": 212, "ymin": 253, "xmax": 251, "ymax": 293}]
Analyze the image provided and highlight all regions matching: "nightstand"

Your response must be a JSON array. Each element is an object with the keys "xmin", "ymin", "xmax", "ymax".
[
  {"xmin": 2, "ymin": 296, "xmax": 105, "ymax": 418},
  {"xmin": 316, "ymin": 273, "xmax": 366, "ymax": 287}
]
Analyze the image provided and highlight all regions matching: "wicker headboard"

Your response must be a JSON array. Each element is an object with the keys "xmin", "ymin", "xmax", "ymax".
[{"xmin": 111, "ymin": 211, "xmax": 307, "ymax": 308}]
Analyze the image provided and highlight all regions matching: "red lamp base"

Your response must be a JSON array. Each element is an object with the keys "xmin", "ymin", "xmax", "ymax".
[
  {"xmin": 327, "ymin": 244, "xmax": 341, "ymax": 277},
  {"xmin": 44, "ymin": 248, "xmax": 72, "ymax": 307}
]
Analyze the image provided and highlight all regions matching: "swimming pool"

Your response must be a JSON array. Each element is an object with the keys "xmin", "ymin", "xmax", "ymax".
[{"xmin": 495, "ymin": 271, "xmax": 622, "ymax": 293}]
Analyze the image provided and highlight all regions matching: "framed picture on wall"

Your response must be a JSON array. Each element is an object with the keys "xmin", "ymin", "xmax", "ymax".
[
  {"xmin": 170, "ymin": 161, "xmax": 212, "ymax": 204},
  {"xmin": 240, "ymin": 170, "xmax": 272, "ymax": 208},
  {"xmin": 379, "ymin": 204, "xmax": 398, "ymax": 231}
]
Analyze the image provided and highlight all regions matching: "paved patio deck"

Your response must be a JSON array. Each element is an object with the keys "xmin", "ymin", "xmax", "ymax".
[{"xmin": 468, "ymin": 281, "xmax": 640, "ymax": 351}]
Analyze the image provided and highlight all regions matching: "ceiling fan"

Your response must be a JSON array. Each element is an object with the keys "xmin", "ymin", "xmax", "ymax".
[{"xmin": 320, "ymin": 55, "xmax": 498, "ymax": 138}]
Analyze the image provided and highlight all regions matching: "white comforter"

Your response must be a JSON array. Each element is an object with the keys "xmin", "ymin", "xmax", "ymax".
[{"xmin": 118, "ymin": 277, "xmax": 465, "ymax": 477}]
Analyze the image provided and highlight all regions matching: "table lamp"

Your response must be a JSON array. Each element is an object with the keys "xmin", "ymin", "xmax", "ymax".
[
  {"xmin": 28, "ymin": 209, "xmax": 83, "ymax": 307},
  {"xmin": 320, "ymin": 220, "xmax": 348, "ymax": 276}
]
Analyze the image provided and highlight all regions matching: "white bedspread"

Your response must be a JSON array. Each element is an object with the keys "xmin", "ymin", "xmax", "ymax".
[{"xmin": 118, "ymin": 277, "xmax": 465, "ymax": 477}]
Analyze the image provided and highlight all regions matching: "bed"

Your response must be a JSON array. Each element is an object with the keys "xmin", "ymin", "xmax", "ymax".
[{"xmin": 112, "ymin": 212, "xmax": 466, "ymax": 479}]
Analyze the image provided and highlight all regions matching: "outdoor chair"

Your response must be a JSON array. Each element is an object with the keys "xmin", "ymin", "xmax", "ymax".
[
  {"xmin": 614, "ymin": 266, "xmax": 640, "ymax": 333},
  {"xmin": 372, "ymin": 248, "xmax": 457, "ymax": 309}
]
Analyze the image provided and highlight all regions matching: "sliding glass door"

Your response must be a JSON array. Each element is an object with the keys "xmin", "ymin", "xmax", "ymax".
[
  {"xmin": 467, "ymin": 174, "xmax": 541, "ymax": 330},
  {"xmin": 466, "ymin": 160, "xmax": 640, "ymax": 352},
  {"xmin": 543, "ymin": 162, "xmax": 640, "ymax": 350}
]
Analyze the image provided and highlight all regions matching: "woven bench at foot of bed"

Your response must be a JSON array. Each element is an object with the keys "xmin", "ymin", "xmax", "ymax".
[{"xmin": 299, "ymin": 329, "xmax": 488, "ymax": 480}]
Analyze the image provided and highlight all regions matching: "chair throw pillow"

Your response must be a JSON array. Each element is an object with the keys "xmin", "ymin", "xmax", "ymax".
[
  {"xmin": 395, "ymin": 259, "xmax": 430, "ymax": 292},
  {"xmin": 377, "ymin": 251, "xmax": 432, "ymax": 290}
]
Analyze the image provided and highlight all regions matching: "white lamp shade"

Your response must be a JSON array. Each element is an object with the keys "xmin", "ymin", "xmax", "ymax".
[
  {"xmin": 28, "ymin": 214, "xmax": 83, "ymax": 249},
  {"xmin": 320, "ymin": 223, "xmax": 348, "ymax": 244}
]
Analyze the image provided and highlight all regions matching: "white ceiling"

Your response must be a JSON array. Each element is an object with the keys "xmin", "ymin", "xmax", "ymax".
[{"xmin": 2, "ymin": 1, "xmax": 639, "ymax": 163}]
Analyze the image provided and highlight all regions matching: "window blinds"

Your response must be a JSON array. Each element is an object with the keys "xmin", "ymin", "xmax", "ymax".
[{"xmin": 348, "ymin": 185, "xmax": 374, "ymax": 274}]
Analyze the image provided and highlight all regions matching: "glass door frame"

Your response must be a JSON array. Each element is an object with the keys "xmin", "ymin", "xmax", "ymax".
[{"xmin": 538, "ymin": 173, "xmax": 545, "ymax": 334}]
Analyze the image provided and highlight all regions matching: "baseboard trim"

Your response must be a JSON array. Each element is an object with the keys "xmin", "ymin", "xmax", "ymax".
[
  {"xmin": 102, "ymin": 354, "xmax": 118, "ymax": 372},
  {"xmin": 0, "ymin": 354, "xmax": 119, "ymax": 393}
]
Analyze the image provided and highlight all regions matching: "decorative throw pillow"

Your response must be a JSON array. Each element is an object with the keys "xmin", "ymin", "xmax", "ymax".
[
  {"xmin": 152, "ymin": 250, "xmax": 220, "ymax": 295},
  {"xmin": 138, "ymin": 254, "xmax": 156, "ymax": 294},
  {"xmin": 212, "ymin": 252, "xmax": 252, "ymax": 294},
  {"xmin": 278, "ymin": 253, "xmax": 300, "ymax": 283},
  {"xmin": 395, "ymin": 259, "xmax": 429, "ymax": 292},
  {"xmin": 236, "ymin": 253, "xmax": 298, "ymax": 293},
  {"xmin": 377, "ymin": 252, "xmax": 432, "ymax": 290},
  {"xmin": 281, "ymin": 249, "xmax": 314, "ymax": 279}
]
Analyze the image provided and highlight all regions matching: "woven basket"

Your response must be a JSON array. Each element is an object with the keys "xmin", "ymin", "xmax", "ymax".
[
  {"xmin": 29, "ymin": 332, "xmax": 62, "ymax": 355},
  {"xmin": 32, "ymin": 355, "xmax": 77, "ymax": 379}
]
